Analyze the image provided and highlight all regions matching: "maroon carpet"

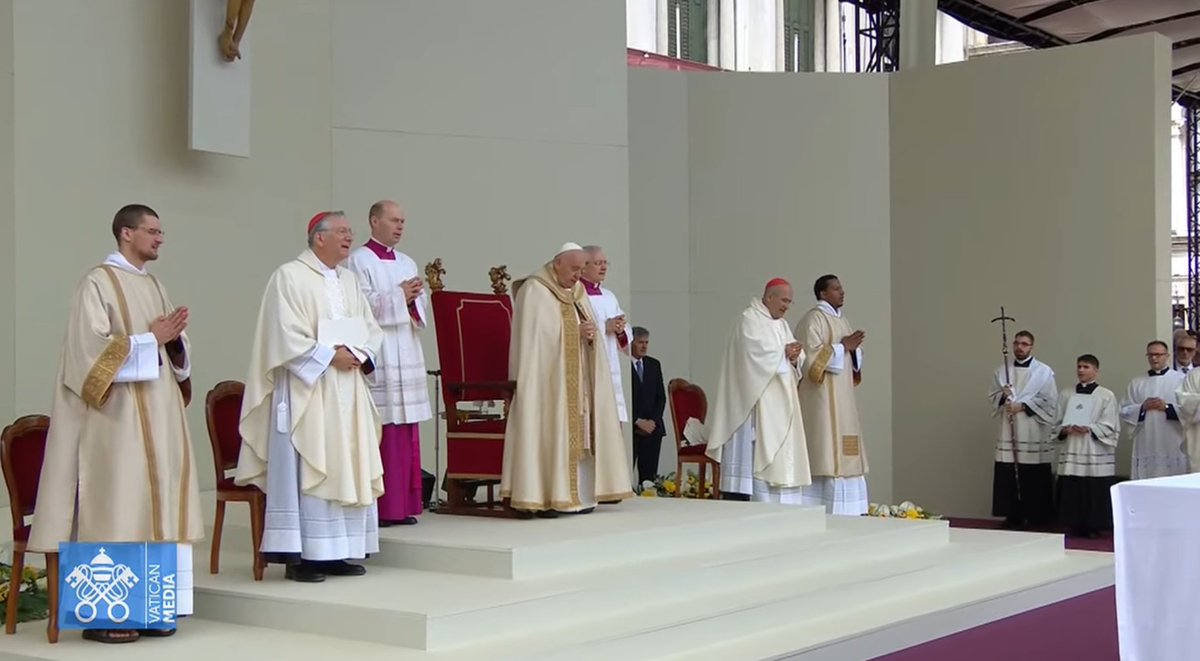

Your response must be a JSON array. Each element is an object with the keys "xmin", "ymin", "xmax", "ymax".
[{"xmin": 869, "ymin": 518, "xmax": 1117, "ymax": 660}]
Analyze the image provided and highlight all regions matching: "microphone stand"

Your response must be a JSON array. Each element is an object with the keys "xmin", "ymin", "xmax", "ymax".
[{"xmin": 427, "ymin": 369, "xmax": 443, "ymax": 512}]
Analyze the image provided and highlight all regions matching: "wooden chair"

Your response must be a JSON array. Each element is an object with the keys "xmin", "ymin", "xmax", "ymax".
[
  {"xmin": 427, "ymin": 260, "xmax": 518, "ymax": 517},
  {"xmin": 204, "ymin": 381, "xmax": 265, "ymax": 580},
  {"xmin": 668, "ymin": 379, "xmax": 721, "ymax": 499},
  {"xmin": 1, "ymin": 414, "xmax": 58, "ymax": 642}
]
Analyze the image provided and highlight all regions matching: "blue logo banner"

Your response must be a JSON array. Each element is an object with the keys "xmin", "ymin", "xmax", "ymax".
[{"xmin": 57, "ymin": 542, "xmax": 180, "ymax": 631}]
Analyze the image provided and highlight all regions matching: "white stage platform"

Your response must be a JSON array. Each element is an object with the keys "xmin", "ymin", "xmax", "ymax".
[{"xmin": 1, "ymin": 496, "xmax": 1113, "ymax": 661}]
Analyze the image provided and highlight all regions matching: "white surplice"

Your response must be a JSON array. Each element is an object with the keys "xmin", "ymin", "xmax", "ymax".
[
  {"xmin": 1054, "ymin": 384, "xmax": 1120, "ymax": 477},
  {"xmin": 584, "ymin": 283, "xmax": 632, "ymax": 423},
  {"xmin": 346, "ymin": 241, "xmax": 432, "ymax": 425},
  {"xmin": 990, "ymin": 357, "xmax": 1059, "ymax": 464},
  {"xmin": 236, "ymin": 251, "xmax": 383, "ymax": 562},
  {"xmin": 1121, "ymin": 369, "xmax": 1188, "ymax": 480}
]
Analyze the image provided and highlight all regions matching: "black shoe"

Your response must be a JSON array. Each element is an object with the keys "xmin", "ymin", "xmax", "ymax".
[
  {"xmin": 598, "ymin": 500, "xmax": 621, "ymax": 505},
  {"xmin": 535, "ymin": 510, "xmax": 559, "ymax": 519},
  {"xmin": 285, "ymin": 563, "xmax": 326, "ymax": 583},
  {"xmin": 319, "ymin": 560, "xmax": 367, "ymax": 576},
  {"xmin": 397, "ymin": 516, "xmax": 418, "ymax": 525},
  {"xmin": 574, "ymin": 507, "xmax": 595, "ymax": 515}
]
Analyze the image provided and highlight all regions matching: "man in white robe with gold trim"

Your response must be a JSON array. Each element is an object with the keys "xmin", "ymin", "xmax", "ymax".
[
  {"xmin": 501, "ymin": 243, "xmax": 634, "ymax": 517},
  {"xmin": 796, "ymin": 274, "xmax": 868, "ymax": 515},
  {"xmin": 705, "ymin": 278, "xmax": 811, "ymax": 502},
  {"xmin": 30, "ymin": 204, "xmax": 201, "ymax": 644},
  {"xmin": 235, "ymin": 211, "xmax": 384, "ymax": 583}
]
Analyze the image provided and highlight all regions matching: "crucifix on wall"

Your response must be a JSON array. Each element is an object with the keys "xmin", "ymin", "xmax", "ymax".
[
  {"xmin": 218, "ymin": 0, "xmax": 255, "ymax": 62},
  {"xmin": 189, "ymin": 0, "xmax": 253, "ymax": 157}
]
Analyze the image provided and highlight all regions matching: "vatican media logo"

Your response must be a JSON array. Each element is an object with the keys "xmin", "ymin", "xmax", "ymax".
[{"xmin": 58, "ymin": 542, "xmax": 179, "ymax": 631}]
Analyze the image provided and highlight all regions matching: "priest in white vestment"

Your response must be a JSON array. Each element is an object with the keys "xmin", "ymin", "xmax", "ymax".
[
  {"xmin": 795, "ymin": 275, "xmax": 867, "ymax": 515},
  {"xmin": 1120, "ymin": 341, "xmax": 1188, "ymax": 479},
  {"xmin": 1172, "ymin": 359, "xmax": 1200, "ymax": 472},
  {"xmin": 30, "ymin": 204, "xmax": 201, "ymax": 643},
  {"xmin": 235, "ymin": 211, "xmax": 385, "ymax": 583},
  {"xmin": 705, "ymin": 278, "xmax": 811, "ymax": 502},
  {"xmin": 580, "ymin": 245, "xmax": 633, "ymax": 424},
  {"xmin": 346, "ymin": 200, "xmax": 431, "ymax": 526},
  {"xmin": 988, "ymin": 330, "xmax": 1058, "ymax": 529},
  {"xmin": 501, "ymin": 243, "xmax": 634, "ymax": 517}
]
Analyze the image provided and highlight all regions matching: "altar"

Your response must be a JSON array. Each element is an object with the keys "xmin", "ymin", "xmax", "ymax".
[{"xmin": 1112, "ymin": 473, "xmax": 1200, "ymax": 661}]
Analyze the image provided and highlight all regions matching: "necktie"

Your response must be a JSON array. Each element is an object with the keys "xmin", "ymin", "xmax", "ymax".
[{"xmin": 635, "ymin": 360, "xmax": 643, "ymax": 380}]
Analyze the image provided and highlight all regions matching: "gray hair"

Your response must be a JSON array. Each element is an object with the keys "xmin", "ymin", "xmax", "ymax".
[
  {"xmin": 582, "ymin": 244, "xmax": 603, "ymax": 255},
  {"xmin": 633, "ymin": 326, "xmax": 649, "ymax": 339},
  {"xmin": 307, "ymin": 211, "xmax": 347, "ymax": 247}
]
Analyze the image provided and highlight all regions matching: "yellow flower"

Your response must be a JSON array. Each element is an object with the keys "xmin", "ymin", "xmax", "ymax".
[
  {"xmin": 664, "ymin": 480, "xmax": 677, "ymax": 494},
  {"xmin": 23, "ymin": 567, "xmax": 40, "ymax": 582},
  {"xmin": 641, "ymin": 489, "xmax": 657, "ymax": 498},
  {"xmin": 906, "ymin": 509, "xmax": 920, "ymax": 519}
]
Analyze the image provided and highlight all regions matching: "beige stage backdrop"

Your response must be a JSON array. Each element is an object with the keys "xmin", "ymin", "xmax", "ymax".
[
  {"xmin": 628, "ymin": 68, "xmax": 894, "ymax": 500},
  {"xmin": 0, "ymin": 0, "xmax": 630, "ymax": 509},
  {"xmin": 889, "ymin": 34, "xmax": 1173, "ymax": 517}
]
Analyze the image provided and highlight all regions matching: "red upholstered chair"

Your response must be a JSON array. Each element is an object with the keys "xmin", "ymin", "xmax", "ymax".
[
  {"xmin": 668, "ymin": 379, "xmax": 721, "ymax": 499},
  {"xmin": 204, "ymin": 381, "xmax": 265, "ymax": 580},
  {"xmin": 2, "ymin": 414, "xmax": 58, "ymax": 642},
  {"xmin": 429, "ymin": 272, "xmax": 517, "ymax": 517}
]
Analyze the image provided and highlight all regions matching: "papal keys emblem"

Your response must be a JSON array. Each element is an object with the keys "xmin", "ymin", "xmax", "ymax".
[{"xmin": 64, "ymin": 547, "xmax": 140, "ymax": 624}]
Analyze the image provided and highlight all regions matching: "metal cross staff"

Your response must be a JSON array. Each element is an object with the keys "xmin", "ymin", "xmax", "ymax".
[{"xmin": 991, "ymin": 307, "xmax": 1022, "ymax": 503}]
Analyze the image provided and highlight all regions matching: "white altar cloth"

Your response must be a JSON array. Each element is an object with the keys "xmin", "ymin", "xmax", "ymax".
[{"xmin": 1112, "ymin": 472, "xmax": 1200, "ymax": 661}]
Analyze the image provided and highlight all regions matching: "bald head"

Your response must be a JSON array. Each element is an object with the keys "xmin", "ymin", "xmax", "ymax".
[
  {"xmin": 761, "ymin": 280, "xmax": 793, "ymax": 319},
  {"xmin": 368, "ymin": 200, "xmax": 406, "ymax": 247},
  {"xmin": 552, "ymin": 247, "xmax": 586, "ymax": 289}
]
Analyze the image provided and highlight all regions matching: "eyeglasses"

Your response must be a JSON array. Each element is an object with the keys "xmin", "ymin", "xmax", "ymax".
[
  {"xmin": 321, "ymin": 228, "xmax": 354, "ymax": 238},
  {"xmin": 1147, "ymin": 353, "xmax": 1168, "ymax": 358}
]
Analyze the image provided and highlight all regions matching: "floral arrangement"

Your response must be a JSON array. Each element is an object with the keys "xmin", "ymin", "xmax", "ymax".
[
  {"xmin": 866, "ymin": 501, "xmax": 942, "ymax": 520},
  {"xmin": 0, "ymin": 563, "xmax": 50, "ymax": 623},
  {"xmin": 639, "ymin": 472, "xmax": 715, "ymax": 499}
]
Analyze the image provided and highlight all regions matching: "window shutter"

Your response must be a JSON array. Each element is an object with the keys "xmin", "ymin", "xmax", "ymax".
[
  {"xmin": 667, "ymin": 0, "xmax": 707, "ymax": 63},
  {"xmin": 784, "ymin": 0, "xmax": 815, "ymax": 72}
]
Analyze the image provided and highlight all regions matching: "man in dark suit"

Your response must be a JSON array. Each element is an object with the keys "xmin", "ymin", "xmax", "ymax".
[{"xmin": 630, "ymin": 326, "xmax": 667, "ymax": 485}]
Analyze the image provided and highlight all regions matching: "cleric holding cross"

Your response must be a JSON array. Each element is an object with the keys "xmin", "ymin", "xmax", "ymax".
[
  {"xmin": 234, "ymin": 211, "xmax": 385, "ymax": 583},
  {"xmin": 500, "ymin": 242, "xmax": 634, "ymax": 518},
  {"xmin": 705, "ymin": 278, "xmax": 813, "ymax": 503}
]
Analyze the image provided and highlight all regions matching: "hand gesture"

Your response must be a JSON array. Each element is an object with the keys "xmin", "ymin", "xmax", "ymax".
[
  {"xmin": 1143, "ymin": 397, "xmax": 1166, "ymax": 412},
  {"xmin": 1006, "ymin": 401, "xmax": 1024, "ymax": 414},
  {"xmin": 150, "ymin": 307, "xmax": 189, "ymax": 345},
  {"xmin": 580, "ymin": 321, "xmax": 596, "ymax": 342},
  {"xmin": 400, "ymin": 277, "xmax": 423, "ymax": 304},
  {"xmin": 841, "ymin": 330, "xmax": 865, "ymax": 352},
  {"xmin": 1002, "ymin": 385, "xmax": 1014, "ymax": 399},
  {"xmin": 332, "ymin": 345, "xmax": 361, "ymax": 372},
  {"xmin": 785, "ymin": 341, "xmax": 803, "ymax": 362},
  {"xmin": 607, "ymin": 315, "xmax": 626, "ymax": 336},
  {"xmin": 635, "ymin": 419, "xmax": 656, "ymax": 435}
]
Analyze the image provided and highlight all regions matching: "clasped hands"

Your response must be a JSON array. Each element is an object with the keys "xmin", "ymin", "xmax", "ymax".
[
  {"xmin": 400, "ymin": 277, "xmax": 423, "ymax": 304},
  {"xmin": 332, "ymin": 345, "xmax": 363, "ymax": 371},
  {"xmin": 1062, "ymin": 425, "xmax": 1090, "ymax": 436},
  {"xmin": 1142, "ymin": 397, "xmax": 1169, "ymax": 413},
  {"xmin": 841, "ymin": 330, "xmax": 865, "ymax": 352},
  {"xmin": 605, "ymin": 314, "xmax": 627, "ymax": 336},
  {"xmin": 785, "ymin": 341, "xmax": 802, "ymax": 363},
  {"xmin": 150, "ymin": 307, "xmax": 188, "ymax": 345},
  {"xmin": 634, "ymin": 418, "xmax": 656, "ymax": 435}
]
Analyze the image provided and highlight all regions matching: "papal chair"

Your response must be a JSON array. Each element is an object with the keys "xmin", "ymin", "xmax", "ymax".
[
  {"xmin": 426, "ymin": 259, "xmax": 519, "ymax": 517},
  {"xmin": 668, "ymin": 378, "xmax": 721, "ymax": 499}
]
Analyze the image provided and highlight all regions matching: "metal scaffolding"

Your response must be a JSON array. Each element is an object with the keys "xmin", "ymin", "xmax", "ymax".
[
  {"xmin": 844, "ymin": 0, "xmax": 899, "ymax": 73},
  {"xmin": 1188, "ymin": 101, "xmax": 1200, "ymax": 330}
]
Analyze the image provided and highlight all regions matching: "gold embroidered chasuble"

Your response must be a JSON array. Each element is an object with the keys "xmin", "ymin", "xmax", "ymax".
[
  {"xmin": 500, "ymin": 264, "xmax": 634, "ymax": 512},
  {"xmin": 29, "ymin": 264, "xmax": 203, "ymax": 552},
  {"xmin": 796, "ymin": 304, "xmax": 868, "ymax": 478}
]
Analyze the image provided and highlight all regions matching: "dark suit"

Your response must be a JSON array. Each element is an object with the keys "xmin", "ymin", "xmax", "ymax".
[{"xmin": 631, "ymin": 355, "xmax": 667, "ymax": 484}]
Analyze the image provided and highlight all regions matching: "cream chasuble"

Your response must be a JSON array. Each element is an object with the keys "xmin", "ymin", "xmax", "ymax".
[
  {"xmin": 29, "ymin": 252, "xmax": 201, "ymax": 613},
  {"xmin": 1120, "ymin": 369, "xmax": 1188, "ymax": 479},
  {"xmin": 234, "ymin": 249, "xmax": 384, "ymax": 511},
  {"xmin": 501, "ymin": 264, "xmax": 634, "ymax": 512},
  {"xmin": 1173, "ymin": 368, "xmax": 1200, "ymax": 472},
  {"xmin": 990, "ymin": 358, "xmax": 1059, "ymax": 464},
  {"xmin": 705, "ymin": 298, "xmax": 811, "ymax": 497},
  {"xmin": 796, "ymin": 302, "xmax": 866, "ymax": 477}
]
